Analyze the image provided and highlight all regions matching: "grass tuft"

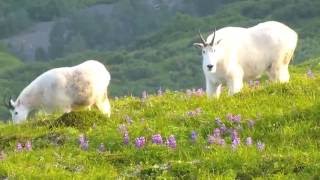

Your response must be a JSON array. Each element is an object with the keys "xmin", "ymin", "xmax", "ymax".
[{"xmin": 51, "ymin": 110, "xmax": 107, "ymax": 131}]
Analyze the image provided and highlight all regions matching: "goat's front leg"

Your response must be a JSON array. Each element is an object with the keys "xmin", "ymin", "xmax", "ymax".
[
  {"xmin": 206, "ymin": 79, "xmax": 223, "ymax": 98},
  {"xmin": 227, "ymin": 76, "xmax": 243, "ymax": 95}
]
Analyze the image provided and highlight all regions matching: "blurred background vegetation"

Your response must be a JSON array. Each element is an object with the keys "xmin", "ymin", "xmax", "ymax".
[{"xmin": 0, "ymin": 0, "xmax": 320, "ymax": 119}]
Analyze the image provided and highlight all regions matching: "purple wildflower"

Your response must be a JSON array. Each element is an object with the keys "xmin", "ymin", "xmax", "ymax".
[
  {"xmin": 248, "ymin": 120, "xmax": 255, "ymax": 128},
  {"xmin": 227, "ymin": 113, "xmax": 233, "ymax": 121},
  {"xmin": 190, "ymin": 131, "xmax": 197, "ymax": 142},
  {"xmin": 215, "ymin": 117, "xmax": 227, "ymax": 134},
  {"xmin": 231, "ymin": 130, "xmax": 241, "ymax": 150},
  {"xmin": 231, "ymin": 140, "xmax": 238, "ymax": 151},
  {"xmin": 195, "ymin": 88, "xmax": 204, "ymax": 96},
  {"xmin": 257, "ymin": 141, "xmax": 265, "ymax": 151},
  {"xmin": 233, "ymin": 115, "xmax": 241, "ymax": 123},
  {"xmin": 249, "ymin": 80, "xmax": 260, "ymax": 88},
  {"xmin": 187, "ymin": 108, "xmax": 202, "ymax": 117},
  {"xmin": 118, "ymin": 124, "xmax": 128, "ymax": 135},
  {"xmin": 152, "ymin": 134, "xmax": 163, "ymax": 144},
  {"xmin": 231, "ymin": 129, "xmax": 240, "ymax": 147},
  {"xmin": 166, "ymin": 135, "xmax": 177, "ymax": 149},
  {"xmin": 254, "ymin": 80, "xmax": 260, "ymax": 86},
  {"xmin": 233, "ymin": 138, "xmax": 241, "ymax": 146},
  {"xmin": 186, "ymin": 88, "xmax": 205, "ymax": 96},
  {"xmin": 246, "ymin": 137, "xmax": 253, "ymax": 146},
  {"xmin": 135, "ymin": 137, "xmax": 146, "ymax": 148},
  {"xmin": 208, "ymin": 129, "xmax": 225, "ymax": 146},
  {"xmin": 123, "ymin": 133, "xmax": 130, "ymax": 145},
  {"xmin": 124, "ymin": 115, "xmax": 133, "ymax": 124},
  {"xmin": 213, "ymin": 128, "xmax": 221, "ymax": 138},
  {"xmin": 16, "ymin": 143, "xmax": 23, "ymax": 152},
  {"xmin": 98, "ymin": 143, "xmax": 106, "ymax": 153},
  {"xmin": 80, "ymin": 140, "xmax": 89, "ymax": 151},
  {"xmin": 227, "ymin": 113, "xmax": 241, "ymax": 123},
  {"xmin": 79, "ymin": 134, "xmax": 86, "ymax": 145},
  {"xmin": 187, "ymin": 111, "xmax": 196, "ymax": 117},
  {"xmin": 307, "ymin": 69, "xmax": 314, "ymax": 78},
  {"xmin": 219, "ymin": 124, "xmax": 227, "ymax": 134},
  {"xmin": 25, "ymin": 140, "xmax": 32, "ymax": 151},
  {"xmin": 78, "ymin": 134, "xmax": 88, "ymax": 150},
  {"xmin": 207, "ymin": 135, "xmax": 215, "ymax": 145},
  {"xmin": 218, "ymin": 138, "xmax": 226, "ymax": 146},
  {"xmin": 231, "ymin": 129, "xmax": 238, "ymax": 140}
]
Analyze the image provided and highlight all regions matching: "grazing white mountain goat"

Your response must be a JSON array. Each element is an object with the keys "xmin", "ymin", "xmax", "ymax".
[
  {"xmin": 4, "ymin": 60, "xmax": 111, "ymax": 123},
  {"xmin": 194, "ymin": 21, "xmax": 298, "ymax": 97}
]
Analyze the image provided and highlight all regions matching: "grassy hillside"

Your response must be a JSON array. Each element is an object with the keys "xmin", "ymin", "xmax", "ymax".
[
  {"xmin": 0, "ymin": 0, "xmax": 319, "ymax": 178},
  {"xmin": 0, "ymin": 64, "xmax": 319, "ymax": 178}
]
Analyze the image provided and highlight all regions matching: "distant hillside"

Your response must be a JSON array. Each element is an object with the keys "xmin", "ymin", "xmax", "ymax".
[
  {"xmin": 0, "ymin": 0, "xmax": 117, "ymax": 38},
  {"xmin": 0, "ymin": 0, "xmax": 182, "ymax": 61},
  {"xmin": 1, "ymin": 0, "xmax": 320, "ymax": 62}
]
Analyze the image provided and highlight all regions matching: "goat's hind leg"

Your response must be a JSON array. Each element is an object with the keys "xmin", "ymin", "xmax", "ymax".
[
  {"xmin": 95, "ymin": 99, "xmax": 111, "ymax": 117},
  {"xmin": 268, "ymin": 63, "xmax": 290, "ymax": 83}
]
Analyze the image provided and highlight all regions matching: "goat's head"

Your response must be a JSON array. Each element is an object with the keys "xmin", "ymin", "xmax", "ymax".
[
  {"xmin": 4, "ymin": 96, "xmax": 28, "ymax": 123},
  {"xmin": 194, "ymin": 29, "xmax": 222, "ymax": 73}
]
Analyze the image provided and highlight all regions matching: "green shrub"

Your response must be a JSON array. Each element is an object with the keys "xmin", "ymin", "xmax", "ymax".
[{"xmin": 51, "ymin": 110, "xmax": 108, "ymax": 131}]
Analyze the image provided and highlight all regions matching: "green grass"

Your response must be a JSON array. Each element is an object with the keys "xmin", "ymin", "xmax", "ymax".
[
  {"xmin": 0, "ymin": 52, "xmax": 22, "ymax": 71},
  {"xmin": 0, "ymin": 65, "xmax": 319, "ymax": 178}
]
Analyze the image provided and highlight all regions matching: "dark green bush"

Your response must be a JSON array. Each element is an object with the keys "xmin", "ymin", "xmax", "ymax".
[{"xmin": 51, "ymin": 110, "xmax": 108, "ymax": 130}]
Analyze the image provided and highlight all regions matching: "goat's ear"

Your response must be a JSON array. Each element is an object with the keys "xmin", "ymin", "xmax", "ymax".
[
  {"xmin": 10, "ymin": 99, "xmax": 15, "ymax": 107},
  {"xmin": 193, "ymin": 43, "xmax": 204, "ymax": 49},
  {"xmin": 216, "ymin": 39, "xmax": 222, "ymax": 45}
]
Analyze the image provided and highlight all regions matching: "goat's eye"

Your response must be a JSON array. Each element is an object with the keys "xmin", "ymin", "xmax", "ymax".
[{"xmin": 14, "ymin": 112, "xmax": 18, "ymax": 115}]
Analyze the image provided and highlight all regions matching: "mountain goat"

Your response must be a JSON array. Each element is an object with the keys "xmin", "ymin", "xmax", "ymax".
[
  {"xmin": 194, "ymin": 21, "xmax": 298, "ymax": 97},
  {"xmin": 4, "ymin": 60, "xmax": 111, "ymax": 123}
]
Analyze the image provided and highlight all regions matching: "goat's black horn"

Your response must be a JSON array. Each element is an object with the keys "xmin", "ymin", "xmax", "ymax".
[
  {"xmin": 198, "ymin": 30, "xmax": 206, "ymax": 45},
  {"xmin": 210, "ymin": 28, "xmax": 216, "ymax": 46},
  {"xmin": 3, "ymin": 96, "xmax": 14, "ymax": 109}
]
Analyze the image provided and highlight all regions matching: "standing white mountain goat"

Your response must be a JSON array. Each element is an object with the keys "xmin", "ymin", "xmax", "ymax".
[
  {"xmin": 193, "ymin": 21, "xmax": 298, "ymax": 97},
  {"xmin": 4, "ymin": 60, "xmax": 111, "ymax": 123}
]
